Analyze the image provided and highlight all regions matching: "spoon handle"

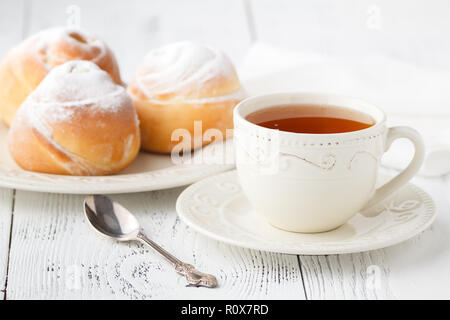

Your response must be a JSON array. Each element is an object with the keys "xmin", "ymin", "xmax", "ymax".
[{"xmin": 136, "ymin": 232, "xmax": 218, "ymax": 288}]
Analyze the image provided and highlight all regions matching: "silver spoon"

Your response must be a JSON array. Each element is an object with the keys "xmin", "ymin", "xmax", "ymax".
[{"xmin": 83, "ymin": 194, "xmax": 218, "ymax": 288}]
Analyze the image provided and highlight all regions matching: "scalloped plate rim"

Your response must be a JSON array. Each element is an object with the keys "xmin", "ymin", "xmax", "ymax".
[
  {"xmin": 0, "ymin": 163, "xmax": 234, "ymax": 194},
  {"xmin": 0, "ymin": 120, "xmax": 235, "ymax": 194}
]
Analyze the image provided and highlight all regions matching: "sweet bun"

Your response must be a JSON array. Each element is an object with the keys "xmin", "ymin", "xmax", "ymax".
[
  {"xmin": 0, "ymin": 27, "xmax": 121, "ymax": 126},
  {"xmin": 127, "ymin": 41, "xmax": 244, "ymax": 153},
  {"xmin": 8, "ymin": 60, "xmax": 140, "ymax": 176}
]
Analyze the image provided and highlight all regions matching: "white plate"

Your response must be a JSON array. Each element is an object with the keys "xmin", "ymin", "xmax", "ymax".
[
  {"xmin": 0, "ymin": 123, "xmax": 233, "ymax": 194},
  {"xmin": 176, "ymin": 171, "xmax": 436, "ymax": 255}
]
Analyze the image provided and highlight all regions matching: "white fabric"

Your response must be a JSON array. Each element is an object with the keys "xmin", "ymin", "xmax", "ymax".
[{"xmin": 239, "ymin": 43, "xmax": 450, "ymax": 177}]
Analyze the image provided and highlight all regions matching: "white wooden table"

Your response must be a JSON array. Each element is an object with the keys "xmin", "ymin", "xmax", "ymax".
[{"xmin": 1, "ymin": 0, "xmax": 450, "ymax": 300}]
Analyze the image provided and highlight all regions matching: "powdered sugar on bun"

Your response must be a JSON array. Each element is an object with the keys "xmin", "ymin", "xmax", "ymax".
[
  {"xmin": 31, "ymin": 60, "xmax": 122, "ymax": 105},
  {"xmin": 23, "ymin": 60, "xmax": 132, "ymax": 130},
  {"xmin": 132, "ymin": 41, "xmax": 241, "ymax": 102},
  {"xmin": 0, "ymin": 27, "xmax": 122, "ymax": 127},
  {"xmin": 26, "ymin": 27, "xmax": 108, "ymax": 70},
  {"xmin": 127, "ymin": 42, "xmax": 243, "ymax": 153},
  {"xmin": 9, "ymin": 60, "xmax": 140, "ymax": 175}
]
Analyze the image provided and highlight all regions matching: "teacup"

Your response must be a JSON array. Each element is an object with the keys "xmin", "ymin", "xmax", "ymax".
[{"xmin": 234, "ymin": 92, "xmax": 425, "ymax": 233}]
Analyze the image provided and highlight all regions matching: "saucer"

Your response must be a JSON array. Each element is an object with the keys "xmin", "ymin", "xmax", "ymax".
[{"xmin": 176, "ymin": 171, "xmax": 436, "ymax": 255}]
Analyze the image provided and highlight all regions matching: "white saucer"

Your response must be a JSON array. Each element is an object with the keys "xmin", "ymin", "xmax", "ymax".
[
  {"xmin": 176, "ymin": 171, "xmax": 436, "ymax": 255},
  {"xmin": 0, "ymin": 122, "xmax": 233, "ymax": 194}
]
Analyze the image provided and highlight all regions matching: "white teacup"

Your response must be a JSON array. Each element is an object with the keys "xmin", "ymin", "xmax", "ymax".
[{"xmin": 234, "ymin": 93, "xmax": 425, "ymax": 233}]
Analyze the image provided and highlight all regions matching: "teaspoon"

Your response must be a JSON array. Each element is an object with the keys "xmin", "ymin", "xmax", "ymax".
[{"xmin": 83, "ymin": 194, "xmax": 218, "ymax": 288}]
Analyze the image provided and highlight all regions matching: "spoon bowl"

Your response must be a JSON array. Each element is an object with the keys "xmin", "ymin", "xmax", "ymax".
[{"xmin": 84, "ymin": 195, "xmax": 140, "ymax": 241}]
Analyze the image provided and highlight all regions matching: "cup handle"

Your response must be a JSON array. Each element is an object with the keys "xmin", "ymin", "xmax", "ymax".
[{"xmin": 361, "ymin": 126, "xmax": 425, "ymax": 216}]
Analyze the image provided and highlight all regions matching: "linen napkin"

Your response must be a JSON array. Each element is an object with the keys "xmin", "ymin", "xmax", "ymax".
[{"xmin": 238, "ymin": 43, "xmax": 450, "ymax": 177}]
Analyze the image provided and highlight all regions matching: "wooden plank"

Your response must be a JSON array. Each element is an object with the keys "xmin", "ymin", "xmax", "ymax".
[
  {"xmin": 300, "ymin": 168, "xmax": 449, "ymax": 299},
  {"xmin": 6, "ymin": 190, "xmax": 305, "ymax": 299},
  {"xmin": 0, "ymin": 0, "xmax": 24, "ymax": 300},
  {"xmin": 24, "ymin": 0, "xmax": 251, "ymax": 81},
  {"xmin": 300, "ymin": 250, "xmax": 394, "ymax": 299},
  {"xmin": 0, "ymin": 189, "xmax": 13, "ymax": 300}
]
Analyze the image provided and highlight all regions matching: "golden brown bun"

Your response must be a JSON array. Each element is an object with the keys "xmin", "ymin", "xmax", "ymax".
[
  {"xmin": 8, "ymin": 60, "xmax": 140, "ymax": 176},
  {"xmin": 0, "ymin": 27, "xmax": 121, "ymax": 126},
  {"xmin": 127, "ymin": 41, "xmax": 244, "ymax": 153}
]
